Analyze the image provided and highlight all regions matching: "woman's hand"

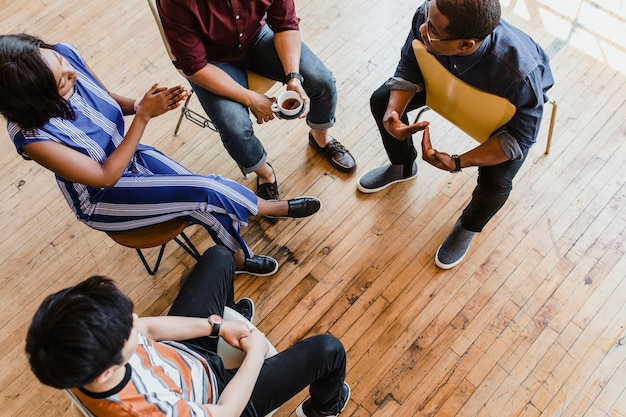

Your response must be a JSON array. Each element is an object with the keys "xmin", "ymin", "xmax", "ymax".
[{"xmin": 136, "ymin": 84, "xmax": 189, "ymax": 119}]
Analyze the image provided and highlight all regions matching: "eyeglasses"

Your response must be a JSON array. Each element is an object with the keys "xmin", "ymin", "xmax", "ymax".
[{"xmin": 423, "ymin": 0, "xmax": 459, "ymax": 43}]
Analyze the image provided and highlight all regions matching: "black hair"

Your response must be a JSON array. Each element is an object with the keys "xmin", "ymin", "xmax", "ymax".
[
  {"xmin": 25, "ymin": 276, "xmax": 134, "ymax": 388},
  {"xmin": 436, "ymin": 0, "xmax": 501, "ymax": 40},
  {"xmin": 0, "ymin": 33, "xmax": 75, "ymax": 130}
]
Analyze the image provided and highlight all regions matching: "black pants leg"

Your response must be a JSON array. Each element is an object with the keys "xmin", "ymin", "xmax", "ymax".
[
  {"xmin": 168, "ymin": 245, "xmax": 236, "ymax": 352},
  {"xmin": 248, "ymin": 335, "xmax": 347, "ymax": 417},
  {"xmin": 461, "ymin": 148, "xmax": 529, "ymax": 232},
  {"xmin": 370, "ymin": 81, "xmax": 426, "ymax": 165}
]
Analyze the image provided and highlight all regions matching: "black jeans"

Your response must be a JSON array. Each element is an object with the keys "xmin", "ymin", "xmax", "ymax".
[
  {"xmin": 168, "ymin": 246, "xmax": 347, "ymax": 417},
  {"xmin": 370, "ymin": 81, "xmax": 529, "ymax": 232}
]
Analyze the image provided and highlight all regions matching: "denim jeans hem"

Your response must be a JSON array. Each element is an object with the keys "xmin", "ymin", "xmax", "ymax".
[
  {"xmin": 243, "ymin": 151, "xmax": 267, "ymax": 174},
  {"xmin": 307, "ymin": 118, "xmax": 335, "ymax": 131}
]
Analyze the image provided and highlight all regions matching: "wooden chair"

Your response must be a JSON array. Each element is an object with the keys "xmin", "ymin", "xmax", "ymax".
[
  {"xmin": 106, "ymin": 218, "xmax": 201, "ymax": 275},
  {"xmin": 411, "ymin": 39, "xmax": 557, "ymax": 153},
  {"xmin": 69, "ymin": 307, "xmax": 278, "ymax": 416},
  {"xmin": 146, "ymin": 0, "xmax": 276, "ymax": 137}
]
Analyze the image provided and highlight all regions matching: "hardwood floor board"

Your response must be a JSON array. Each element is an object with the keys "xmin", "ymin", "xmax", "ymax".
[
  {"xmin": 587, "ymin": 331, "xmax": 626, "ymax": 414},
  {"xmin": 2, "ymin": 0, "xmax": 625, "ymax": 415},
  {"xmin": 457, "ymin": 362, "xmax": 511, "ymax": 416}
]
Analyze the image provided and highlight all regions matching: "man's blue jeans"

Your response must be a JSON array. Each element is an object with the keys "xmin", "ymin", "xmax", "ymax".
[
  {"xmin": 370, "ymin": 81, "xmax": 529, "ymax": 232},
  {"xmin": 190, "ymin": 25, "xmax": 337, "ymax": 175}
]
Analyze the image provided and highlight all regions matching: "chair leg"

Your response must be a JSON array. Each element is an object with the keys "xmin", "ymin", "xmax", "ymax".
[
  {"xmin": 545, "ymin": 99, "xmax": 557, "ymax": 154},
  {"xmin": 133, "ymin": 232, "xmax": 199, "ymax": 275},
  {"xmin": 413, "ymin": 106, "xmax": 432, "ymax": 123},
  {"xmin": 173, "ymin": 95, "xmax": 191, "ymax": 137},
  {"xmin": 135, "ymin": 245, "xmax": 167, "ymax": 276},
  {"xmin": 173, "ymin": 231, "xmax": 202, "ymax": 260}
]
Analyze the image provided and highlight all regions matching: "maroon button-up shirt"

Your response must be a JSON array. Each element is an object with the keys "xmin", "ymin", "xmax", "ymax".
[{"xmin": 157, "ymin": 0, "xmax": 300, "ymax": 76}]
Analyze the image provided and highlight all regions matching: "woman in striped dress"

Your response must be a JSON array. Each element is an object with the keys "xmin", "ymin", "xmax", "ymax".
[{"xmin": 0, "ymin": 34, "xmax": 321, "ymax": 276}]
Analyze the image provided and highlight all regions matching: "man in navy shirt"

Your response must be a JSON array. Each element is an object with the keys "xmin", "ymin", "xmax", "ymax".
[
  {"xmin": 157, "ymin": 0, "xmax": 356, "ymax": 202},
  {"xmin": 358, "ymin": 0, "xmax": 553, "ymax": 269}
]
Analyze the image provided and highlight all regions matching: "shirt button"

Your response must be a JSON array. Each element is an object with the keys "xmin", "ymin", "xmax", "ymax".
[
  {"xmin": 239, "ymin": 33, "xmax": 243, "ymax": 37},
  {"xmin": 236, "ymin": 15, "xmax": 240, "ymax": 19}
]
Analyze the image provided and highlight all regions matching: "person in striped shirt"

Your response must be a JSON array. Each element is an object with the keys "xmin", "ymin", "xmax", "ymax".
[
  {"xmin": 0, "ymin": 33, "xmax": 323, "ymax": 277},
  {"xmin": 25, "ymin": 244, "xmax": 350, "ymax": 417}
]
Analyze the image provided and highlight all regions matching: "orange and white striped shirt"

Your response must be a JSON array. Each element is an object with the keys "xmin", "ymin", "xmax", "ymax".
[{"xmin": 68, "ymin": 333, "xmax": 218, "ymax": 416}]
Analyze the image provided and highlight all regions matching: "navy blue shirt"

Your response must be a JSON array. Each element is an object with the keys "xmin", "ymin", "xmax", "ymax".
[{"xmin": 391, "ymin": 4, "xmax": 554, "ymax": 158}]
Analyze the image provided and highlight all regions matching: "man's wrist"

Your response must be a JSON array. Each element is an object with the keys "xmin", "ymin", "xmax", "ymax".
[
  {"xmin": 208, "ymin": 315, "xmax": 222, "ymax": 338},
  {"xmin": 285, "ymin": 71, "xmax": 304, "ymax": 84},
  {"xmin": 451, "ymin": 154, "xmax": 462, "ymax": 172}
]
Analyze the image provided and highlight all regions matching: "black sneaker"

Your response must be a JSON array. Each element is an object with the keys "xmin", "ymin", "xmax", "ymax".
[
  {"xmin": 295, "ymin": 382, "xmax": 350, "ymax": 417},
  {"xmin": 235, "ymin": 255, "xmax": 279, "ymax": 277},
  {"xmin": 234, "ymin": 297, "xmax": 255, "ymax": 322}
]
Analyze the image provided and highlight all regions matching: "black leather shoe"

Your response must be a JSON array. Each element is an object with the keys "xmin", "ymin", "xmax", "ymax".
[
  {"xmin": 257, "ymin": 163, "xmax": 279, "ymax": 200},
  {"xmin": 287, "ymin": 197, "xmax": 322, "ymax": 218},
  {"xmin": 234, "ymin": 297, "xmax": 255, "ymax": 322},
  {"xmin": 309, "ymin": 133, "xmax": 357, "ymax": 173},
  {"xmin": 235, "ymin": 255, "xmax": 278, "ymax": 277},
  {"xmin": 265, "ymin": 196, "xmax": 321, "ymax": 219}
]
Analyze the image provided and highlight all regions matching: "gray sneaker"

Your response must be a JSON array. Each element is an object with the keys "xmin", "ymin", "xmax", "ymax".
[
  {"xmin": 357, "ymin": 163, "xmax": 417, "ymax": 193},
  {"xmin": 435, "ymin": 218, "xmax": 475, "ymax": 269}
]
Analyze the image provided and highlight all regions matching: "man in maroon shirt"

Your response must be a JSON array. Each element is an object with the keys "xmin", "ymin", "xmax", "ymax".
[{"xmin": 157, "ymin": 0, "xmax": 357, "ymax": 200}]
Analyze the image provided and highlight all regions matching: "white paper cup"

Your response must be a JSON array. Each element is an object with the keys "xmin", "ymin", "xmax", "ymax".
[{"xmin": 271, "ymin": 91, "xmax": 304, "ymax": 117}]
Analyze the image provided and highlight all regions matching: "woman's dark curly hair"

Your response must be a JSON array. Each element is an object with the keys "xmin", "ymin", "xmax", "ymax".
[
  {"xmin": 0, "ymin": 33, "xmax": 75, "ymax": 130},
  {"xmin": 436, "ymin": 0, "xmax": 501, "ymax": 41}
]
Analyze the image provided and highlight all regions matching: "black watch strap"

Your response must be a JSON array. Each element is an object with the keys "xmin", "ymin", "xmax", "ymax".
[
  {"xmin": 451, "ymin": 155, "xmax": 462, "ymax": 172},
  {"xmin": 285, "ymin": 71, "xmax": 304, "ymax": 84},
  {"xmin": 208, "ymin": 315, "xmax": 222, "ymax": 338}
]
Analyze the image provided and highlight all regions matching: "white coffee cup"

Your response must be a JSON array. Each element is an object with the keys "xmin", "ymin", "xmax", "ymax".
[{"xmin": 271, "ymin": 91, "xmax": 304, "ymax": 117}]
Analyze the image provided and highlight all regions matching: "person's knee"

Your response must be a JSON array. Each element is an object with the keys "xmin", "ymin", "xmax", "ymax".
[
  {"xmin": 200, "ymin": 245, "xmax": 235, "ymax": 269},
  {"xmin": 310, "ymin": 334, "xmax": 346, "ymax": 360},
  {"xmin": 370, "ymin": 83, "xmax": 391, "ymax": 116}
]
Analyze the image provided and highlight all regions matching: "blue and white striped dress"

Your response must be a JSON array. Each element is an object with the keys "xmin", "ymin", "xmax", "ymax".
[{"xmin": 9, "ymin": 43, "xmax": 258, "ymax": 257}]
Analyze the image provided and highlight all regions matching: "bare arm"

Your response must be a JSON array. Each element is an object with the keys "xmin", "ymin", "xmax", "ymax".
[
  {"xmin": 187, "ymin": 64, "xmax": 276, "ymax": 124},
  {"xmin": 137, "ymin": 316, "xmax": 251, "ymax": 346},
  {"xmin": 383, "ymin": 89, "xmax": 429, "ymax": 140},
  {"xmin": 208, "ymin": 329, "xmax": 269, "ymax": 417},
  {"xmin": 139, "ymin": 315, "xmax": 268, "ymax": 417},
  {"xmin": 22, "ymin": 83, "xmax": 188, "ymax": 188},
  {"xmin": 273, "ymin": 30, "xmax": 310, "ymax": 119},
  {"xmin": 421, "ymin": 126, "xmax": 509, "ymax": 171}
]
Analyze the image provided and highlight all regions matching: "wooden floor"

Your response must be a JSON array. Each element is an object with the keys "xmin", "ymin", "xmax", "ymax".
[{"xmin": 1, "ymin": 0, "xmax": 625, "ymax": 415}]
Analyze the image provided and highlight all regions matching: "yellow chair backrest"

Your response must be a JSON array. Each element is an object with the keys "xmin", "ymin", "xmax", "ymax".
[{"xmin": 412, "ymin": 39, "xmax": 516, "ymax": 143}]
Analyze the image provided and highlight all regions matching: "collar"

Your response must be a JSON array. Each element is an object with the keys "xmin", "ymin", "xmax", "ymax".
[
  {"xmin": 448, "ymin": 33, "xmax": 492, "ymax": 75},
  {"xmin": 77, "ymin": 363, "xmax": 132, "ymax": 399}
]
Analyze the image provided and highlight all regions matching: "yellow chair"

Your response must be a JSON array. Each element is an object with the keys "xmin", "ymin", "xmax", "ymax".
[
  {"xmin": 146, "ymin": 0, "xmax": 276, "ymax": 137},
  {"xmin": 68, "ymin": 306, "xmax": 278, "ymax": 416},
  {"xmin": 412, "ymin": 39, "xmax": 557, "ymax": 153}
]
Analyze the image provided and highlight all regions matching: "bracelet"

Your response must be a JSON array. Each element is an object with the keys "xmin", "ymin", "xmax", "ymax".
[{"xmin": 133, "ymin": 98, "xmax": 142, "ymax": 113}]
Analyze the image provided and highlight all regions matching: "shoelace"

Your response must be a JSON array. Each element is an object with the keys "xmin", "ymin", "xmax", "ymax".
[{"xmin": 325, "ymin": 140, "xmax": 348, "ymax": 155}]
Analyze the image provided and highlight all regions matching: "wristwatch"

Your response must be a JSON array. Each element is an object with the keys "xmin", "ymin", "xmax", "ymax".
[
  {"xmin": 208, "ymin": 314, "xmax": 222, "ymax": 338},
  {"xmin": 451, "ymin": 154, "xmax": 462, "ymax": 172},
  {"xmin": 285, "ymin": 71, "xmax": 304, "ymax": 84}
]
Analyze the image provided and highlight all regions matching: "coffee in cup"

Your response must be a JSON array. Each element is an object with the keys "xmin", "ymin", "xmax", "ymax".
[{"xmin": 271, "ymin": 91, "xmax": 304, "ymax": 118}]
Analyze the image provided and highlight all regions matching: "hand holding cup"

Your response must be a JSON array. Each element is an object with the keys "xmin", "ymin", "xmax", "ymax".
[{"xmin": 271, "ymin": 91, "xmax": 304, "ymax": 119}]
